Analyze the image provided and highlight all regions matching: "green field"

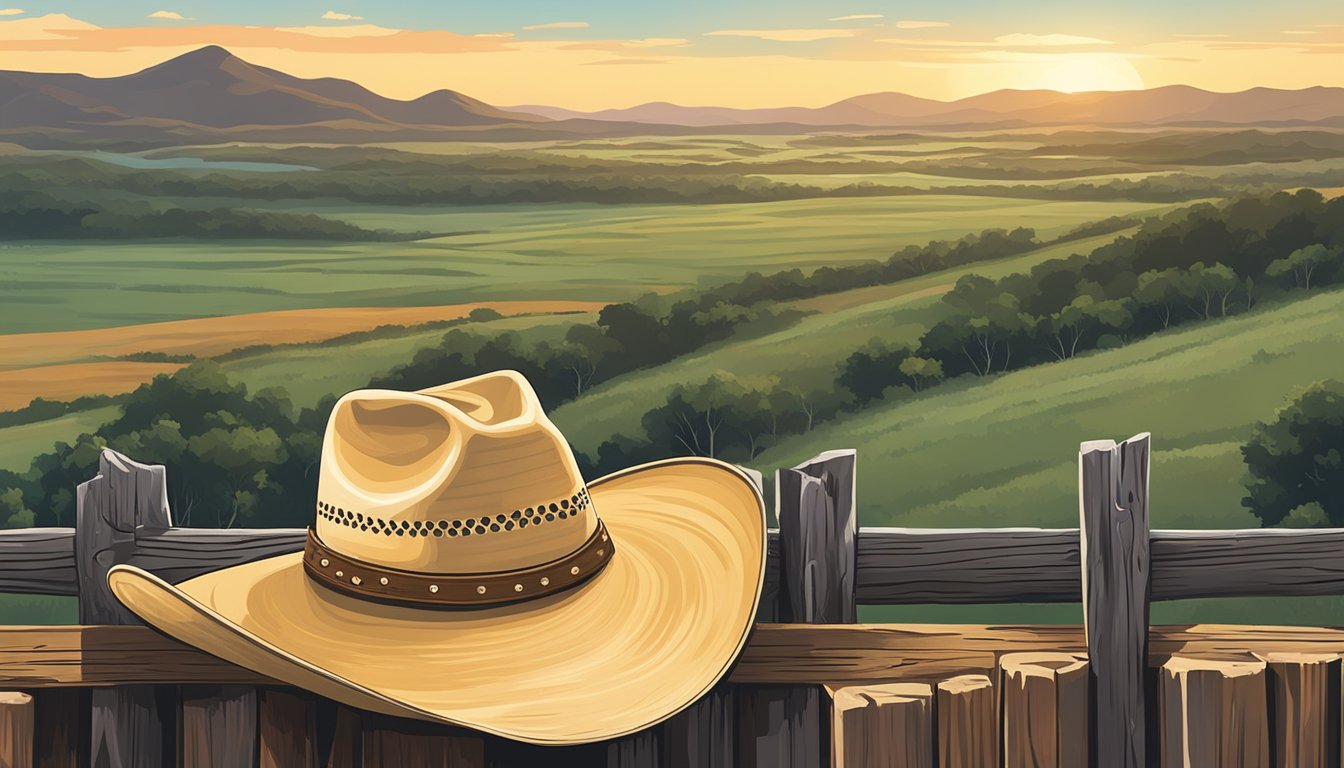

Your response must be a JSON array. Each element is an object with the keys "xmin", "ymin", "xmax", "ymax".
[
  {"xmin": 0, "ymin": 405, "xmax": 120, "ymax": 472},
  {"xmin": 746, "ymin": 288, "xmax": 1344, "ymax": 624},
  {"xmin": 2, "ymin": 196, "xmax": 1177, "ymax": 334}
]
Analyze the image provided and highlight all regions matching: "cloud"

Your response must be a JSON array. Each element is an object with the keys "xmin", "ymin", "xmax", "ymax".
[
  {"xmin": 994, "ymin": 33, "xmax": 1111, "ymax": 46},
  {"xmin": 276, "ymin": 24, "xmax": 396, "ymax": 38},
  {"xmin": 705, "ymin": 28, "xmax": 854, "ymax": 42},
  {"xmin": 474, "ymin": 32, "xmax": 514, "ymax": 38},
  {"xmin": 524, "ymin": 21, "xmax": 589, "ymax": 31},
  {"xmin": 0, "ymin": 9, "xmax": 23, "ymax": 16},
  {"xmin": 0, "ymin": 12, "xmax": 99, "ymax": 40},
  {"xmin": 321, "ymin": 11, "xmax": 363, "ymax": 21},
  {"xmin": 147, "ymin": 10, "xmax": 186, "ymax": 20},
  {"xmin": 1281, "ymin": 30, "xmax": 1316, "ymax": 35},
  {"xmin": 830, "ymin": 14, "xmax": 881, "ymax": 21},
  {"xmin": 893, "ymin": 20, "xmax": 948, "ymax": 29}
]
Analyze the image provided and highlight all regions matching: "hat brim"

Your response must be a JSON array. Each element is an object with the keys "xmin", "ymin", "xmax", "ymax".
[{"xmin": 107, "ymin": 457, "xmax": 765, "ymax": 746}]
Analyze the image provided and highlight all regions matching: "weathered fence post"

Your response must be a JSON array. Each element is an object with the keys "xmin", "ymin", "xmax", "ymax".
[
  {"xmin": 660, "ymin": 685, "xmax": 734, "ymax": 768},
  {"xmin": 179, "ymin": 685, "xmax": 258, "ymax": 766},
  {"xmin": 740, "ymin": 450, "xmax": 856, "ymax": 768},
  {"xmin": 829, "ymin": 683, "xmax": 933, "ymax": 768},
  {"xmin": 258, "ymin": 689, "xmax": 318, "ymax": 768},
  {"xmin": 1160, "ymin": 655, "xmax": 1269, "ymax": 766},
  {"xmin": 1255, "ymin": 652, "xmax": 1341, "ymax": 768},
  {"xmin": 999, "ymin": 652, "xmax": 1089, "ymax": 768},
  {"xmin": 1080, "ymin": 433, "xmax": 1150, "ymax": 768},
  {"xmin": 78, "ymin": 449, "xmax": 175, "ymax": 768},
  {"xmin": 936, "ymin": 674, "xmax": 995, "ymax": 768},
  {"xmin": 0, "ymin": 691, "xmax": 35, "ymax": 768}
]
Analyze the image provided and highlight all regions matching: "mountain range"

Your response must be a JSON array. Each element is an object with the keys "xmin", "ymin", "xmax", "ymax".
[
  {"xmin": 2, "ymin": 46, "xmax": 1344, "ymax": 148},
  {"xmin": 511, "ymin": 86, "xmax": 1344, "ymax": 128}
]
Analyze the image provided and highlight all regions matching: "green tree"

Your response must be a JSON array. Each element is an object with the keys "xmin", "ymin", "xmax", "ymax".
[
  {"xmin": 1266, "ymin": 244, "xmax": 1339, "ymax": 291},
  {"xmin": 1242, "ymin": 380, "xmax": 1344, "ymax": 526},
  {"xmin": 898, "ymin": 356, "xmax": 943, "ymax": 392}
]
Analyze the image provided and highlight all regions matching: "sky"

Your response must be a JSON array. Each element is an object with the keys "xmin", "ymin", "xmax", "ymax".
[{"xmin": 1, "ymin": 1, "xmax": 1343, "ymax": 110}]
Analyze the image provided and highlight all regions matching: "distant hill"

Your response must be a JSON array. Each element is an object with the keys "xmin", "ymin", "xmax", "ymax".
[
  {"xmin": 511, "ymin": 85, "xmax": 1344, "ymax": 128},
  {"xmin": 4, "ymin": 46, "xmax": 1344, "ymax": 148},
  {"xmin": 0, "ymin": 46, "xmax": 650, "ymax": 148}
]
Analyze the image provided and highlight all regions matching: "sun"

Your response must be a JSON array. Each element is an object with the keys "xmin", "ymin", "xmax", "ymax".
[{"xmin": 1033, "ymin": 54, "xmax": 1146, "ymax": 93}]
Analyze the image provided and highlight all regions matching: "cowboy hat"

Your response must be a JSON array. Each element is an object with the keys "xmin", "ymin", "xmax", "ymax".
[{"xmin": 106, "ymin": 370, "xmax": 766, "ymax": 745}]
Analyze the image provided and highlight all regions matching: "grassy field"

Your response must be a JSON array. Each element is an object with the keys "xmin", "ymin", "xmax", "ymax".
[
  {"xmin": 748, "ymin": 288, "xmax": 1344, "ymax": 625},
  {"xmin": 550, "ymin": 229, "xmax": 1142, "ymax": 455},
  {"xmin": 1, "ymin": 196, "xmax": 1173, "ymax": 334},
  {"xmin": 0, "ymin": 405, "xmax": 121, "ymax": 471}
]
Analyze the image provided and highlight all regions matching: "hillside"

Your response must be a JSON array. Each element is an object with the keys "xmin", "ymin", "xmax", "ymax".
[{"xmin": 511, "ymin": 85, "xmax": 1344, "ymax": 128}]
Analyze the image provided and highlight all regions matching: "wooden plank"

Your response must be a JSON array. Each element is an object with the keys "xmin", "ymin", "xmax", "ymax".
[
  {"xmin": 1160, "ymin": 655, "xmax": 1270, "ymax": 767},
  {"xmin": 259, "ymin": 689, "xmax": 318, "ymax": 768},
  {"xmin": 33, "ymin": 688, "xmax": 83, "ymax": 768},
  {"xmin": 0, "ymin": 691, "xmax": 35, "ymax": 768},
  {"xmin": 0, "ymin": 529, "xmax": 77, "ymax": 596},
  {"xmin": 78, "ymin": 449, "xmax": 175, "ymax": 768},
  {"xmin": 855, "ymin": 528, "xmax": 1081, "ymax": 603},
  {"xmin": 1255, "ymin": 652, "xmax": 1340, "ymax": 768},
  {"xmin": 1150, "ymin": 528, "xmax": 1344, "ymax": 600},
  {"xmin": 1080, "ymin": 434, "xmax": 1150, "ymax": 768},
  {"xmin": 660, "ymin": 686, "xmax": 733, "ymax": 768},
  {"xmin": 15, "ymin": 523, "xmax": 1344, "ymax": 605},
  {"xmin": 936, "ymin": 674, "xmax": 994, "ymax": 768},
  {"xmin": 18, "ymin": 623, "xmax": 1344, "ymax": 688},
  {"xmin": 607, "ymin": 728, "xmax": 658, "ymax": 768},
  {"xmin": 999, "ymin": 652, "xmax": 1089, "ymax": 768},
  {"xmin": 736, "ymin": 686, "xmax": 823, "ymax": 768},
  {"xmin": 829, "ymin": 683, "xmax": 933, "ymax": 768},
  {"xmin": 317, "ymin": 705, "xmax": 361, "ymax": 768},
  {"xmin": 180, "ymin": 685, "xmax": 257, "ymax": 767},
  {"xmin": 362, "ymin": 719, "xmax": 483, "ymax": 768}
]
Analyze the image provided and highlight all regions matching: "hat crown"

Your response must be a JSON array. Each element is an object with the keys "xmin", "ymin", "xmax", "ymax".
[{"xmin": 316, "ymin": 371, "xmax": 596, "ymax": 575}]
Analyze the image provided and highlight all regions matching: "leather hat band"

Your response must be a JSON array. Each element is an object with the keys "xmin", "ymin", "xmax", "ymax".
[{"xmin": 303, "ymin": 520, "xmax": 614, "ymax": 607}]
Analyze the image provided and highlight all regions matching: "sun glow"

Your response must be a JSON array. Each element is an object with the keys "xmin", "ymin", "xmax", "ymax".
[{"xmin": 1034, "ymin": 54, "xmax": 1146, "ymax": 92}]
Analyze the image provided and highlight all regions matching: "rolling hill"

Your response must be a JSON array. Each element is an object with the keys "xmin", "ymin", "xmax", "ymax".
[{"xmin": 512, "ymin": 85, "xmax": 1344, "ymax": 128}]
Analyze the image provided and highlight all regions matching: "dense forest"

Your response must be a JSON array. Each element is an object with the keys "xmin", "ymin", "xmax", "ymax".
[{"xmin": 2, "ymin": 191, "xmax": 1342, "ymax": 529}]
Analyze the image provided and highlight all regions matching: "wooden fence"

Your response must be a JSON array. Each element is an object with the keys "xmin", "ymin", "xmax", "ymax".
[{"xmin": 4, "ymin": 436, "xmax": 1344, "ymax": 766}]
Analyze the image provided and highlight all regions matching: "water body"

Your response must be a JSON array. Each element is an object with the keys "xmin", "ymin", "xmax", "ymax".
[{"xmin": 86, "ymin": 151, "xmax": 315, "ymax": 173}]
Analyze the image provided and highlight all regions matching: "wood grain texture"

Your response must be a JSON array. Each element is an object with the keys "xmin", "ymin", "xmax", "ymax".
[
  {"xmin": 936, "ymin": 675, "xmax": 995, "ymax": 768},
  {"xmin": 1160, "ymin": 655, "xmax": 1269, "ymax": 767},
  {"xmin": 661, "ymin": 685, "xmax": 733, "ymax": 768},
  {"xmin": 736, "ymin": 686, "xmax": 823, "ymax": 768},
  {"xmin": 607, "ymin": 728, "xmax": 658, "ymax": 768},
  {"xmin": 362, "ymin": 722, "xmax": 483, "ymax": 768},
  {"xmin": 319, "ymin": 706, "xmax": 361, "ymax": 768},
  {"xmin": 259, "ymin": 689, "xmax": 318, "ymax": 768},
  {"xmin": 78, "ymin": 449, "xmax": 174, "ymax": 768},
  {"xmin": 0, "ymin": 691, "xmax": 34, "ymax": 768},
  {"xmin": 15, "ymin": 522, "xmax": 1344, "ymax": 606},
  {"xmin": 16, "ymin": 623, "xmax": 1344, "ymax": 687},
  {"xmin": 999, "ymin": 653, "xmax": 1089, "ymax": 768},
  {"xmin": 0, "ymin": 528, "xmax": 77, "ymax": 596},
  {"xmin": 179, "ymin": 685, "xmax": 257, "ymax": 767},
  {"xmin": 1080, "ymin": 434, "xmax": 1150, "ymax": 768},
  {"xmin": 829, "ymin": 683, "xmax": 932, "ymax": 768},
  {"xmin": 1255, "ymin": 652, "xmax": 1341, "ymax": 768},
  {"xmin": 33, "ymin": 688, "xmax": 83, "ymax": 768},
  {"xmin": 777, "ymin": 449, "xmax": 857, "ymax": 624},
  {"xmin": 855, "ymin": 528, "xmax": 1081, "ymax": 603}
]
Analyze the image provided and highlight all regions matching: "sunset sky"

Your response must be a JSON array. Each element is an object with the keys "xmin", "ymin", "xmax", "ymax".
[{"xmin": 2, "ymin": 1, "xmax": 1343, "ymax": 110}]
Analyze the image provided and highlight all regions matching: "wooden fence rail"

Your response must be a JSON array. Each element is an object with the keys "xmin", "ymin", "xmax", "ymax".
[{"xmin": 2, "ymin": 437, "xmax": 1344, "ymax": 766}]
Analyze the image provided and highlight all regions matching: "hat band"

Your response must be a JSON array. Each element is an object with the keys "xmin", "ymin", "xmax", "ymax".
[{"xmin": 302, "ymin": 520, "xmax": 614, "ymax": 607}]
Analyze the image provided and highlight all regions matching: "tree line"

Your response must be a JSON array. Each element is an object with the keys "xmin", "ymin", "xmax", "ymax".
[{"xmin": 0, "ymin": 190, "xmax": 424, "ymax": 241}]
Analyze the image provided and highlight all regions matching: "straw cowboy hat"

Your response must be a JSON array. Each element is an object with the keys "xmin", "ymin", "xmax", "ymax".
[{"xmin": 106, "ymin": 370, "xmax": 766, "ymax": 745}]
